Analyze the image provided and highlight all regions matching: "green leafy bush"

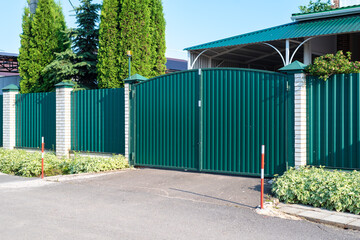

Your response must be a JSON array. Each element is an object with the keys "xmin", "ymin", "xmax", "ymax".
[
  {"xmin": 272, "ymin": 166, "xmax": 360, "ymax": 214},
  {"xmin": 0, "ymin": 148, "xmax": 129, "ymax": 178},
  {"xmin": 298, "ymin": 0, "xmax": 332, "ymax": 14},
  {"xmin": 63, "ymin": 154, "xmax": 129, "ymax": 174},
  {"xmin": 306, "ymin": 51, "xmax": 360, "ymax": 81}
]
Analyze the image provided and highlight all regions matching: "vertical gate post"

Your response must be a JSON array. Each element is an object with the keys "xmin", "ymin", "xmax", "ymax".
[
  {"xmin": 124, "ymin": 74, "xmax": 147, "ymax": 162},
  {"xmin": 2, "ymin": 84, "xmax": 19, "ymax": 149},
  {"xmin": 55, "ymin": 81, "xmax": 74, "ymax": 158},
  {"xmin": 279, "ymin": 61, "xmax": 307, "ymax": 168}
]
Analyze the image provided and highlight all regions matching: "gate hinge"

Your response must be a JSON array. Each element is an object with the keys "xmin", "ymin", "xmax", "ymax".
[
  {"xmin": 198, "ymin": 69, "xmax": 202, "ymax": 75},
  {"xmin": 198, "ymin": 100, "xmax": 201, "ymax": 107},
  {"xmin": 286, "ymin": 81, "xmax": 290, "ymax": 91}
]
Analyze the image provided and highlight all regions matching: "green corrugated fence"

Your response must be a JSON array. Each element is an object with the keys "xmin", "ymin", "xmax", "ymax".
[
  {"xmin": 131, "ymin": 68, "xmax": 294, "ymax": 176},
  {"xmin": 307, "ymin": 74, "xmax": 360, "ymax": 170},
  {"xmin": 16, "ymin": 92, "xmax": 56, "ymax": 149},
  {"xmin": 71, "ymin": 88, "xmax": 125, "ymax": 154}
]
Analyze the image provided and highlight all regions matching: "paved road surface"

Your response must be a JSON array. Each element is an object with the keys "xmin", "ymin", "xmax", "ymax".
[{"xmin": 0, "ymin": 169, "xmax": 358, "ymax": 240}]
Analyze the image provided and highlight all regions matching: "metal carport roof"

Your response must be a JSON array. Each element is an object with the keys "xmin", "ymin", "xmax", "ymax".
[{"xmin": 184, "ymin": 14, "xmax": 360, "ymax": 51}]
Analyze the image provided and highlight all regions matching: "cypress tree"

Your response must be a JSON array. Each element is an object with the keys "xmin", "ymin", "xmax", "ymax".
[
  {"xmin": 19, "ymin": 6, "xmax": 33, "ymax": 89},
  {"xmin": 119, "ymin": 0, "xmax": 152, "ymax": 80},
  {"xmin": 73, "ymin": 0, "xmax": 101, "ymax": 88},
  {"xmin": 149, "ymin": 0, "xmax": 166, "ymax": 78},
  {"xmin": 19, "ymin": 0, "xmax": 68, "ymax": 93},
  {"xmin": 97, "ymin": 0, "xmax": 166, "ymax": 88},
  {"xmin": 97, "ymin": 0, "xmax": 122, "ymax": 88}
]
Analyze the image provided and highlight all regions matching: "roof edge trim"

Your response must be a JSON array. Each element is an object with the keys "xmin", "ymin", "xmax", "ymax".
[
  {"xmin": 183, "ymin": 22, "xmax": 295, "ymax": 51},
  {"xmin": 291, "ymin": 6, "xmax": 360, "ymax": 21}
]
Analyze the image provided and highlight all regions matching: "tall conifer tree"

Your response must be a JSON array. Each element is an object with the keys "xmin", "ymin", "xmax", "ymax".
[
  {"xmin": 73, "ymin": 0, "xmax": 100, "ymax": 88},
  {"xmin": 97, "ymin": 0, "xmax": 166, "ymax": 88},
  {"xmin": 97, "ymin": 0, "xmax": 122, "ymax": 88},
  {"xmin": 119, "ymin": 0, "xmax": 152, "ymax": 81},
  {"xmin": 149, "ymin": 0, "xmax": 166, "ymax": 77},
  {"xmin": 19, "ymin": 6, "xmax": 33, "ymax": 86},
  {"xmin": 19, "ymin": 0, "xmax": 68, "ymax": 93}
]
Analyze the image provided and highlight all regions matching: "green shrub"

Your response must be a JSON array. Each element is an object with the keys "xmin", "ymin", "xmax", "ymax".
[
  {"xmin": 306, "ymin": 51, "xmax": 360, "ymax": 81},
  {"xmin": 0, "ymin": 148, "xmax": 129, "ymax": 178},
  {"xmin": 272, "ymin": 166, "xmax": 360, "ymax": 214},
  {"xmin": 299, "ymin": 0, "xmax": 332, "ymax": 14},
  {"xmin": 65, "ymin": 154, "xmax": 129, "ymax": 174}
]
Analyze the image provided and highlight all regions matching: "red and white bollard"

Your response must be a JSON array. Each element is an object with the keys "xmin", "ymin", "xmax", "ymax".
[
  {"xmin": 41, "ymin": 137, "xmax": 44, "ymax": 179},
  {"xmin": 260, "ymin": 145, "xmax": 265, "ymax": 209}
]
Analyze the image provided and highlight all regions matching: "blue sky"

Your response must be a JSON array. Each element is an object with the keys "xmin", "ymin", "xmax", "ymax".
[{"xmin": 0, "ymin": 0, "xmax": 310, "ymax": 60}]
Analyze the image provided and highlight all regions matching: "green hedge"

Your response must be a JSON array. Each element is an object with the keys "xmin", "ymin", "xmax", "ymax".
[
  {"xmin": 0, "ymin": 148, "xmax": 129, "ymax": 177},
  {"xmin": 272, "ymin": 166, "xmax": 360, "ymax": 214}
]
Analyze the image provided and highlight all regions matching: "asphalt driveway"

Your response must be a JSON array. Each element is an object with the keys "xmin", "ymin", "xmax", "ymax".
[{"xmin": 0, "ymin": 169, "xmax": 358, "ymax": 240}]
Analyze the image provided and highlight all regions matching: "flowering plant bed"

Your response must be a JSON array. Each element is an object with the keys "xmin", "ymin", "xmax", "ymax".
[
  {"xmin": 272, "ymin": 166, "xmax": 360, "ymax": 214},
  {"xmin": 0, "ymin": 148, "xmax": 128, "ymax": 177}
]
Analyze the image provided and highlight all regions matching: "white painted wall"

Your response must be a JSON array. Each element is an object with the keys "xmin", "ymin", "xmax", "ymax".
[{"xmin": 339, "ymin": 0, "xmax": 360, "ymax": 7}]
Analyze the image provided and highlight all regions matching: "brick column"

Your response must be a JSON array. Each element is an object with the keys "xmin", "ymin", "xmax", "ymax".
[
  {"xmin": 279, "ymin": 61, "xmax": 307, "ymax": 168},
  {"xmin": 124, "ymin": 74, "xmax": 147, "ymax": 161},
  {"xmin": 2, "ymin": 84, "xmax": 19, "ymax": 149},
  {"xmin": 294, "ymin": 72, "xmax": 307, "ymax": 168},
  {"xmin": 124, "ymin": 82, "xmax": 130, "ymax": 160},
  {"xmin": 55, "ymin": 81, "xmax": 74, "ymax": 158}
]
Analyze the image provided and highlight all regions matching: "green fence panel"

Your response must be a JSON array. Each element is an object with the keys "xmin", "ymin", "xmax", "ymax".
[
  {"xmin": 16, "ymin": 92, "xmax": 56, "ymax": 150},
  {"xmin": 307, "ymin": 74, "xmax": 360, "ymax": 170},
  {"xmin": 71, "ymin": 88, "xmax": 125, "ymax": 154},
  {"xmin": 201, "ymin": 69, "xmax": 293, "ymax": 176},
  {"xmin": 132, "ymin": 70, "xmax": 200, "ymax": 170},
  {"xmin": 0, "ymin": 95, "xmax": 3, "ymax": 146},
  {"xmin": 131, "ymin": 69, "xmax": 294, "ymax": 176}
]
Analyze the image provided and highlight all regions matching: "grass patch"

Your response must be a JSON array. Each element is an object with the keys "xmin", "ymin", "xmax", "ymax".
[
  {"xmin": 0, "ymin": 148, "xmax": 129, "ymax": 178},
  {"xmin": 272, "ymin": 166, "xmax": 360, "ymax": 214}
]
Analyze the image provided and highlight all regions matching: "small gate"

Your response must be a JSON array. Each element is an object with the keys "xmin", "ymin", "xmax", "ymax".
[{"xmin": 130, "ymin": 68, "xmax": 294, "ymax": 176}]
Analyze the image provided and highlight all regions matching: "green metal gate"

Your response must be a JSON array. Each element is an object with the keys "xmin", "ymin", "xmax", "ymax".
[
  {"xmin": 130, "ymin": 68, "xmax": 294, "ymax": 176},
  {"xmin": 130, "ymin": 70, "xmax": 200, "ymax": 169}
]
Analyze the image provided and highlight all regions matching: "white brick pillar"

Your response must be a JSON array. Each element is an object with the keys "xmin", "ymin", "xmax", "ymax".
[
  {"xmin": 279, "ymin": 61, "xmax": 308, "ymax": 168},
  {"xmin": 124, "ymin": 82, "xmax": 130, "ymax": 160},
  {"xmin": 55, "ymin": 81, "xmax": 74, "ymax": 158},
  {"xmin": 2, "ymin": 84, "xmax": 19, "ymax": 149},
  {"xmin": 124, "ymin": 74, "xmax": 147, "ymax": 162},
  {"xmin": 294, "ymin": 72, "xmax": 307, "ymax": 168}
]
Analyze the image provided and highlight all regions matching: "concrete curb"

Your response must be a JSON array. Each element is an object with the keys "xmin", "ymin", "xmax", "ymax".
[{"xmin": 278, "ymin": 203, "xmax": 360, "ymax": 231}]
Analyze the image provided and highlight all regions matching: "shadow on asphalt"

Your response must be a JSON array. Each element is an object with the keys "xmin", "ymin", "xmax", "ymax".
[
  {"xmin": 170, "ymin": 188, "xmax": 255, "ymax": 208},
  {"xmin": 248, "ymin": 184, "xmax": 272, "ymax": 194}
]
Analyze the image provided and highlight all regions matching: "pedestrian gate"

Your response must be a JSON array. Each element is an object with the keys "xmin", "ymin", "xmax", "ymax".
[{"xmin": 130, "ymin": 68, "xmax": 294, "ymax": 176}]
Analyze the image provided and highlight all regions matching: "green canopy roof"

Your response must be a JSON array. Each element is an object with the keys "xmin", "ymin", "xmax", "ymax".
[{"xmin": 184, "ymin": 15, "xmax": 360, "ymax": 51}]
